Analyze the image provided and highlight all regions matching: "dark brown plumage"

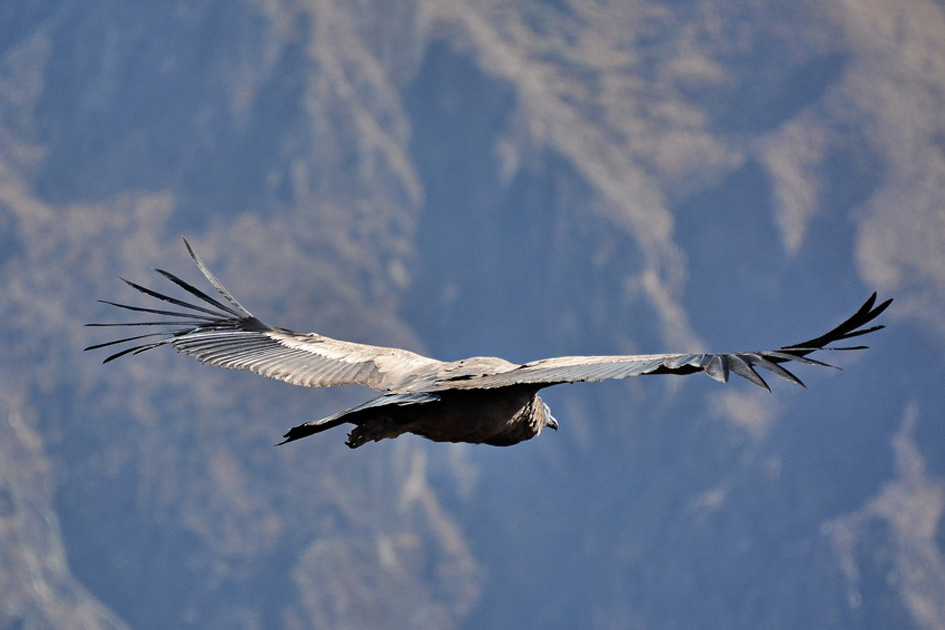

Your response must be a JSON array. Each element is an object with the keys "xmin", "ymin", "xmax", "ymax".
[{"xmin": 86, "ymin": 238, "xmax": 892, "ymax": 448}]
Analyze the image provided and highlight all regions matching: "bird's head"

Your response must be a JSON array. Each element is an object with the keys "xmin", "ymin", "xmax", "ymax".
[{"xmin": 538, "ymin": 396, "xmax": 558, "ymax": 433}]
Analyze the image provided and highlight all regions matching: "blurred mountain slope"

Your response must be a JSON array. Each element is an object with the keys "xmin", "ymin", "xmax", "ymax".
[{"xmin": 1, "ymin": 0, "xmax": 943, "ymax": 628}]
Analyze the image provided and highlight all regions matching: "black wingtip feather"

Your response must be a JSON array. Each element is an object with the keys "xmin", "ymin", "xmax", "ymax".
[
  {"xmin": 103, "ymin": 343, "xmax": 163, "ymax": 363},
  {"xmin": 118, "ymin": 277, "xmax": 225, "ymax": 318},
  {"xmin": 180, "ymin": 236, "xmax": 253, "ymax": 318},
  {"xmin": 697, "ymin": 294, "xmax": 890, "ymax": 390},
  {"xmin": 86, "ymin": 238, "xmax": 259, "ymax": 364},
  {"xmin": 779, "ymin": 293, "xmax": 892, "ymax": 356},
  {"xmin": 84, "ymin": 331, "xmax": 173, "ymax": 352},
  {"xmin": 94, "ymin": 298, "xmax": 219, "ymax": 321},
  {"xmin": 153, "ymin": 267, "xmax": 243, "ymax": 318}
]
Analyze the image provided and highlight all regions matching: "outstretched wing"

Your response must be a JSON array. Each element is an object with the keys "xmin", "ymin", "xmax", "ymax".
[
  {"xmin": 437, "ymin": 293, "xmax": 892, "ymax": 391},
  {"xmin": 85, "ymin": 237, "xmax": 443, "ymax": 392}
]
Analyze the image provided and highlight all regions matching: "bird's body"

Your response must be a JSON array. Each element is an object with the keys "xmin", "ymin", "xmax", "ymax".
[
  {"xmin": 87, "ymin": 238, "xmax": 891, "ymax": 448},
  {"xmin": 293, "ymin": 387, "xmax": 554, "ymax": 448}
]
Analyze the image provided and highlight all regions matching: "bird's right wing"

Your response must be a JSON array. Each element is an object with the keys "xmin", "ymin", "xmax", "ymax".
[
  {"xmin": 438, "ymin": 293, "xmax": 892, "ymax": 391},
  {"xmin": 85, "ymin": 238, "xmax": 443, "ymax": 392}
]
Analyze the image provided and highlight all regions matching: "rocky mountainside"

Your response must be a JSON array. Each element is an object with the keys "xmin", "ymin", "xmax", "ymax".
[{"xmin": 1, "ymin": 1, "xmax": 944, "ymax": 628}]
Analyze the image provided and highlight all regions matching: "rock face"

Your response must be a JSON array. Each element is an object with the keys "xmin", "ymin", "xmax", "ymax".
[{"xmin": 1, "ymin": 1, "xmax": 943, "ymax": 628}]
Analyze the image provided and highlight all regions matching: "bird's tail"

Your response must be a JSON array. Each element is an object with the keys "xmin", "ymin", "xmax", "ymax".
[{"xmin": 278, "ymin": 392, "xmax": 440, "ymax": 447}]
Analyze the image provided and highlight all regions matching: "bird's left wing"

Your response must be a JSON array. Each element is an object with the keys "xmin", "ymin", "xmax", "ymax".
[
  {"xmin": 85, "ymin": 238, "xmax": 443, "ymax": 392},
  {"xmin": 437, "ymin": 293, "xmax": 892, "ymax": 391}
]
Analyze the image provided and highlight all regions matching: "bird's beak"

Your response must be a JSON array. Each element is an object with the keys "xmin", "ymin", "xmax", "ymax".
[{"xmin": 546, "ymin": 414, "xmax": 558, "ymax": 431}]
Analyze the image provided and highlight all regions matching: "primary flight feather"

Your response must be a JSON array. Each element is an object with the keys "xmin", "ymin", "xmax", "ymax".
[{"xmin": 86, "ymin": 238, "xmax": 892, "ymax": 448}]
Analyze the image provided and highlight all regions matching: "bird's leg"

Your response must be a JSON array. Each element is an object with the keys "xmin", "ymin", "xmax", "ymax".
[{"xmin": 345, "ymin": 416, "xmax": 407, "ymax": 448}]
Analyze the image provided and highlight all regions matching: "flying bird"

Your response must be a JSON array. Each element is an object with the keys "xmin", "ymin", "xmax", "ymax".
[{"xmin": 86, "ymin": 238, "xmax": 892, "ymax": 448}]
